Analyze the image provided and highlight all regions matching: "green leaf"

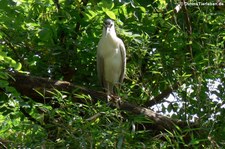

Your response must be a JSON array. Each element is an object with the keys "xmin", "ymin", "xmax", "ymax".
[
  {"xmin": 13, "ymin": 62, "xmax": 22, "ymax": 71},
  {"xmin": 120, "ymin": 4, "xmax": 128, "ymax": 17},
  {"xmin": 117, "ymin": 135, "xmax": 124, "ymax": 149},
  {"xmin": 139, "ymin": 6, "xmax": 146, "ymax": 13},
  {"xmin": 3, "ymin": 56, "xmax": 22, "ymax": 71},
  {"xmin": 0, "ymin": 55, "xmax": 4, "ymax": 61},
  {"xmin": 101, "ymin": 0, "xmax": 114, "ymax": 10},
  {"xmin": 0, "ymin": 72, "xmax": 8, "ymax": 80},
  {"xmin": 105, "ymin": 10, "xmax": 116, "ymax": 20},
  {"xmin": 0, "ymin": 51, "xmax": 7, "ymax": 61},
  {"xmin": 38, "ymin": 28, "xmax": 51, "ymax": 42},
  {"xmin": 84, "ymin": 9, "xmax": 97, "ymax": 20}
]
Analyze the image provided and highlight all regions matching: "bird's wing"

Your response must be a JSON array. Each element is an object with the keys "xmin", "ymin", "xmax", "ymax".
[
  {"xmin": 119, "ymin": 40, "xmax": 126, "ymax": 83},
  {"xmin": 97, "ymin": 49, "xmax": 104, "ymax": 87}
]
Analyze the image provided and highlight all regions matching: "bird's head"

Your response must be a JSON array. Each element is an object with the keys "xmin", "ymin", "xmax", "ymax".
[{"xmin": 103, "ymin": 18, "xmax": 116, "ymax": 37}]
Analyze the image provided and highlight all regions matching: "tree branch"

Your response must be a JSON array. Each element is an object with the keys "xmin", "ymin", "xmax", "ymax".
[
  {"xmin": 145, "ymin": 83, "xmax": 180, "ymax": 107},
  {"xmin": 7, "ymin": 72, "xmax": 197, "ymax": 134},
  {"xmin": 9, "ymin": 72, "xmax": 106, "ymax": 104}
]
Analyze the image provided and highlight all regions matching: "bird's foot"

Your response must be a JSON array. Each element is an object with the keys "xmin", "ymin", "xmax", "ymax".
[
  {"xmin": 107, "ymin": 94, "xmax": 121, "ymax": 108},
  {"xmin": 107, "ymin": 95, "xmax": 112, "ymax": 102}
]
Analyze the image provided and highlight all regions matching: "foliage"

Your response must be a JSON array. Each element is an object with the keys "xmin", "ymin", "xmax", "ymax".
[{"xmin": 0, "ymin": 0, "xmax": 225, "ymax": 148}]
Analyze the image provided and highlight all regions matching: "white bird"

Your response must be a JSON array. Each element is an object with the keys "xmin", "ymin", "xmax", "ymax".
[{"xmin": 97, "ymin": 19, "xmax": 126, "ymax": 99}]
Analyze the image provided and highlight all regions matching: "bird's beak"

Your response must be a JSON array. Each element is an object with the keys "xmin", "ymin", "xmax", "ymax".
[
  {"xmin": 104, "ymin": 26, "xmax": 110, "ymax": 36},
  {"xmin": 106, "ymin": 27, "xmax": 110, "ymax": 34},
  {"xmin": 104, "ymin": 24, "xmax": 111, "ymax": 36}
]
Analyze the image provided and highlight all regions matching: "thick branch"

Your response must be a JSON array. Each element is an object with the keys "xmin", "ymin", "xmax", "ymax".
[
  {"xmin": 9, "ymin": 72, "xmax": 106, "ymax": 104},
  {"xmin": 7, "ymin": 72, "xmax": 196, "ymax": 133},
  {"xmin": 119, "ymin": 101, "xmax": 188, "ymax": 131}
]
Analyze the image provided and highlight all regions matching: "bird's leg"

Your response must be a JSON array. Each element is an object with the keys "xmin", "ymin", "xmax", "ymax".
[
  {"xmin": 106, "ymin": 83, "xmax": 112, "ymax": 102},
  {"xmin": 114, "ymin": 84, "xmax": 122, "ymax": 102},
  {"xmin": 109, "ymin": 83, "xmax": 122, "ymax": 108},
  {"xmin": 106, "ymin": 82, "xmax": 116, "ymax": 102},
  {"xmin": 114, "ymin": 83, "xmax": 119, "ymax": 94}
]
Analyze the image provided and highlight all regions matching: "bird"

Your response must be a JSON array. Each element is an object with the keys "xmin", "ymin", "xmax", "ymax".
[{"xmin": 97, "ymin": 18, "xmax": 126, "ymax": 100}]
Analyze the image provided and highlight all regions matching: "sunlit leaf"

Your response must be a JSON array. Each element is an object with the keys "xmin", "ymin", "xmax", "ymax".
[
  {"xmin": 139, "ymin": 6, "xmax": 146, "ymax": 12},
  {"xmin": 13, "ymin": 62, "xmax": 22, "ymax": 71},
  {"xmin": 105, "ymin": 10, "xmax": 116, "ymax": 20},
  {"xmin": 0, "ymin": 55, "xmax": 4, "ymax": 61},
  {"xmin": 120, "ymin": 4, "xmax": 128, "ymax": 17}
]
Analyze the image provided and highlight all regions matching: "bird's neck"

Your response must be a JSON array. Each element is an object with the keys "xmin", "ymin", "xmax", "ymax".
[
  {"xmin": 109, "ymin": 29, "xmax": 117, "ymax": 38},
  {"xmin": 102, "ymin": 28, "xmax": 117, "ymax": 39},
  {"xmin": 105, "ymin": 31, "xmax": 117, "ymax": 42}
]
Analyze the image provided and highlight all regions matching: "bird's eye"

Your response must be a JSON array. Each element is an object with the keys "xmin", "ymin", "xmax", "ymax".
[{"xmin": 104, "ymin": 23, "xmax": 113, "ymax": 28}]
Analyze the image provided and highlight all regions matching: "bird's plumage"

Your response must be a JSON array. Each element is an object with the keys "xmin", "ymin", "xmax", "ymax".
[{"xmin": 97, "ymin": 19, "xmax": 126, "ymax": 95}]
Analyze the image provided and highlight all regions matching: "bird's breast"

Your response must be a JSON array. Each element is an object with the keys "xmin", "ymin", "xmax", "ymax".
[
  {"xmin": 97, "ymin": 37, "xmax": 123, "ymax": 83},
  {"xmin": 98, "ymin": 38, "xmax": 120, "ymax": 58}
]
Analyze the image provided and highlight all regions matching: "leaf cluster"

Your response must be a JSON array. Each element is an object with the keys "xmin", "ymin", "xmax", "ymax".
[{"xmin": 0, "ymin": 0, "xmax": 225, "ymax": 148}]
